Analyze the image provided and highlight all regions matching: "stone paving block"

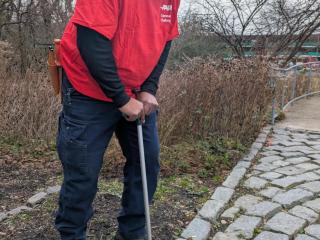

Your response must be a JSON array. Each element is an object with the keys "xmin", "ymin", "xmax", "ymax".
[
  {"xmin": 248, "ymin": 148, "xmax": 259, "ymax": 159},
  {"xmin": 273, "ymin": 135, "xmax": 291, "ymax": 141},
  {"xmin": 259, "ymin": 187, "xmax": 284, "ymax": 198},
  {"xmin": 234, "ymin": 195, "xmax": 262, "ymax": 211},
  {"xmin": 211, "ymin": 187, "xmax": 234, "ymax": 204},
  {"xmin": 286, "ymin": 157, "xmax": 311, "ymax": 164},
  {"xmin": 289, "ymin": 206, "xmax": 319, "ymax": 224},
  {"xmin": 308, "ymin": 133, "xmax": 320, "ymax": 139},
  {"xmin": 281, "ymin": 152, "xmax": 305, "ymax": 158},
  {"xmin": 303, "ymin": 198, "xmax": 320, "ymax": 213},
  {"xmin": 260, "ymin": 151, "xmax": 280, "ymax": 156},
  {"xmin": 273, "ymin": 128, "xmax": 289, "ymax": 135},
  {"xmin": 295, "ymin": 234, "xmax": 317, "ymax": 240},
  {"xmin": 265, "ymin": 146, "xmax": 284, "ymax": 152},
  {"xmin": 222, "ymin": 168, "xmax": 247, "ymax": 189},
  {"xmin": 246, "ymin": 201, "xmax": 282, "ymax": 219},
  {"xmin": 291, "ymin": 133, "xmax": 309, "ymax": 139},
  {"xmin": 298, "ymin": 172, "xmax": 320, "ymax": 181},
  {"xmin": 285, "ymin": 146, "xmax": 315, "ymax": 153},
  {"xmin": 305, "ymin": 140, "xmax": 320, "ymax": 145},
  {"xmin": 199, "ymin": 200, "xmax": 225, "ymax": 222},
  {"xmin": 225, "ymin": 215, "xmax": 262, "ymax": 239},
  {"xmin": 272, "ymin": 189, "xmax": 313, "ymax": 208},
  {"xmin": 297, "ymin": 181, "xmax": 320, "ymax": 193},
  {"xmin": 305, "ymin": 139, "xmax": 320, "ymax": 145},
  {"xmin": 221, "ymin": 207, "xmax": 240, "ymax": 220},
  {"xmin": 243, "ymin": 152, "xmax": 256, "ymax": 162},
  {"xmin": 251, "ymin": 142, "xmax": 264, "ymax": 150},
  {"xmin": 256, "ymin": 132, "xmax": 267, "ymax": 142},
  {"xmin": 253, "ymin": 231, "xmax": 289, "ymax": 240},
  {"xmin": 274, "ymin": 165, "xmax": 307, "ymax": 176},
  {"xmin": 296, "ymin": 163, "xmax": 320, "ymax": 171},
  {"xmin": 259, "ymin": 156, "xmax": 284, "ymax": 164},
  {"xmin": 0, "ymin": 212, "xmax": 7, "ymax": 222},
  {"xmin": 313, "ymin": 159, "xmax": 320, "ymax": 164},
  {"xmin": 309, "ymin": 154, "xmax": 320, "ymax": 160},
  {"xmin": 244, "ymin": 176, "xmax": 268, "ymax": 190},
  {"xmin": 260, "ymin": 172, "xmax": 283, "ymax": 180},
  {"xmin": 234, "ymin": 161, "xmax": 251, "ymax": 169},
  {"xmin": 181, "ymin": 217, "xmax": 211, "ymax": 240},
  {"xmin": 264, "ymin": 212, "xmax": 307, "ymax": 237},
  {"xmin": 309, "ymin": 136, "xmax": 320, "ymax": 141},
  {"xmin": 304, "ymin": 225, "xmax": 320, "ymax": 239},
  {"xmin": 280, "ymin": 141, "xmax": 304, "ymax": 147},
  {"xmin": 272, "ymin": 160, "xmax": 291, "ymax": 167},
  {"xmin": 251, "ymin": 170, "xmax": 262, "ymax": 176},
  {"xmin": 254, "ymin": 163, "xmax": 278, "ymax": 172},
  {"xmin": 27, "ymin": 192, "xmax": 48, "ymax": 206},
  {"xmin": 47, "ymin": 185, "xmax": 61, "ymax": 194},
  {"xmin": 212, "ymin": 232, "xmax": 241, "ymax": 240},
  {"xmin": 271, "ymin": 175, "xmax": 306, "ymax": 188},
  {"xmin": 7, "ymin": 206, "xmax": 32, "ymax": 216}
]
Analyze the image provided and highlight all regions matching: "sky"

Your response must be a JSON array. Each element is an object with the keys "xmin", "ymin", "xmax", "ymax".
[{"xmin": 180, "ymin": 0, "xmax": 197, "ymax": 14}]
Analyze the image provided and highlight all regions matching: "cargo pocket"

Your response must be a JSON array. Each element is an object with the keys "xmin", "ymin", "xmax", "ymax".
[{"xmin": 58, "ymin": 116, "xmax": 89, "ymax": 176}]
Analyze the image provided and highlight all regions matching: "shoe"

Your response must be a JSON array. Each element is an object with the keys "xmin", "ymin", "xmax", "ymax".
[{"xmin": 113, "ymin": 231, "xmax": 146, "ymax": 240}]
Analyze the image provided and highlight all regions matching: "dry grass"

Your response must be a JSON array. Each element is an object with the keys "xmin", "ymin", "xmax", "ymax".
[
  {"xmin": 0, "ymin": 41, "xmax": 272, "ymax": 179},
  {"xmin": 158, "ymin": 57, "xmax": 272, "ymax": 145},
  {"xmin": 0, "ymin": 69, "xmax": 60, "ymax": 142},
  {"xmin": 0, "ymin": 41, "xmax": 272, "ymax": 175}
]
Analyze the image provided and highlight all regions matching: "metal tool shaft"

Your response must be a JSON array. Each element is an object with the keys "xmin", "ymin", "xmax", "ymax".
[{"xmin": 137, "ymin": 120, "xmax": 152, "ymax": 240}]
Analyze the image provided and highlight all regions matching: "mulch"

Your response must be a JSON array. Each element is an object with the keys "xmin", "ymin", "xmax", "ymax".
[{"xmin": 0, "ymin": 149, "xmax": 214, "ymax": 239}]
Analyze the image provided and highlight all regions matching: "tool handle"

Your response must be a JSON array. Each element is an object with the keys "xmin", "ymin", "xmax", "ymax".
[{"xmin": 136, "ymin": 118, "xmax": 142, "ymax": 126}]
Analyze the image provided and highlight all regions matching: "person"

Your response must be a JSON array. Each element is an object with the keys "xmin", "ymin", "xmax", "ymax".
[{"xmin": 54, "ymin": 0, "xmax": 180, "ymax": 239}]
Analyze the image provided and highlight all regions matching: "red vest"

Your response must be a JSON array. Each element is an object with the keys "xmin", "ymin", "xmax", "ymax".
[{"xmin": 60, "ymin": 0, "xmax": 180, "ymax": 101}]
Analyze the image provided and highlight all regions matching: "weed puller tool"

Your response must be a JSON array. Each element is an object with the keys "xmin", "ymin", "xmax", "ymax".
[
  {"xmin": 128, "ymin": 88, "xmax": 152, "ymax": 240},
  {"xmin": 136, "ymin": 117, "xmax": 152, "ymax": 240}
]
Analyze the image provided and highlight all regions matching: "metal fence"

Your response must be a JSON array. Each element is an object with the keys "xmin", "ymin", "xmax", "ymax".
[{"xmin": 271, "ymin": 61, "xmax": 320, "ymax": 125}]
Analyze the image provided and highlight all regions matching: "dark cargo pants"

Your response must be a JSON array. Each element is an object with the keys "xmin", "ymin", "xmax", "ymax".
[{"xmin": 55, "ymin": 75, "xmax": 160, "ymax": 240}]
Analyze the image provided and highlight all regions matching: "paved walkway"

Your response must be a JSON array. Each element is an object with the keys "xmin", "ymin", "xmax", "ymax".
[
  {"xmin": 277, "ymin": 95, "xmax": 320, "ymax": 132},
  {"xmin": 212, "ymin": 97, "xmax": 320, "ymax": 240}
]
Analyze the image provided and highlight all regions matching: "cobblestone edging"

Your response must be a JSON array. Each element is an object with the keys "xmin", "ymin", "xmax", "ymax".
[
  {"xmin": 209, "ymin": 127, "xmax": 320, "ymax": 240},
  {"xmin": 0, "ymin": 185, "xmax": 61, "ymax": 222},
  {"xmin": 178, "ymin": 125, "xmax": 272, "ymax": 240}
]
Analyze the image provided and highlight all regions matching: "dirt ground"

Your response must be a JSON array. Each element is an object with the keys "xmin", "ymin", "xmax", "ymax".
[
  {"xmin": 1, "ymin": 188, "xmax": 208, "ymax": 240},
  {"xmin": 0, "ymin": 150, "xmax": 219, "ymax": 240},
  {"xmin": 0, "ymin": 134, "xmax": 248, "ymax": 239}
]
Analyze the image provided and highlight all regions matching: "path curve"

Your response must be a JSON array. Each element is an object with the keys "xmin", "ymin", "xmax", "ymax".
[
  {"xmin": 180, "ymin": 95, "xmax": 320, "ymax": 240},
  {"xmin": 209, "ymin": 96, "xmax": 320, "ymax": 239},
  {"xmin": 277, "ymin": 95, "xmax": 320, "ymax": 132}
]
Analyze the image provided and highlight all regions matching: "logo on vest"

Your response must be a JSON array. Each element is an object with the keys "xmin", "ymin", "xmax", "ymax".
[
  {"xmin": 160, "ymin": 4, "xmax": 173, "ymax": 23},
  {"xmin": 160, "ymin": 4, "xmax": 173, "ymax": 11}
]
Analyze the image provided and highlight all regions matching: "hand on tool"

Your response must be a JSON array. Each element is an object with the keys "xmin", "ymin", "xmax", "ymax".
[
  {"xmin": 119, "ymin": 98, "xmax": 144, "ymax": 122},
  {"xmin": 137, "ymin": 92, "xmax": 159, "ymax": 122}
]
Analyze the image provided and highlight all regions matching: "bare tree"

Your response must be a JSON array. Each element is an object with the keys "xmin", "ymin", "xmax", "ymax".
[
  {"xmin": 196, "ymin": 0, "xmax": 320, "ymax": 63},
  {"xmin": 257, "ymin": 0, "xmax": 320, "ymax": 63},
  {"xmin": 0, "ymin": 0, "xmax": 73, "ymax": 72},
  {"xmin": 198, "ymin": 0, "xmax": 268, "ymax": 57}
]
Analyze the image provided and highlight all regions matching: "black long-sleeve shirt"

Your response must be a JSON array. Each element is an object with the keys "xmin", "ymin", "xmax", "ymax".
[{"xmin": 76, "ymin": 25, "xmax": 171, "ymax": 108}]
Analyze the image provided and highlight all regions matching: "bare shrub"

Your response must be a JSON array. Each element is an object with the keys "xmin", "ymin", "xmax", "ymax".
[
  {"xmin": 158, "ymin": 57, "xmax": 272, "ymax": 145},
  {"xmin": 0, "ymin": 68, "xmax": 60, "ymax": 142},
  {"xmin": 0, "ymin": 56, "xmax": 271, "ymax": 146}
]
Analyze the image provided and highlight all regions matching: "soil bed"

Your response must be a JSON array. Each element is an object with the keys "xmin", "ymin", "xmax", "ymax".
[{"xmin": 0, "ymin": 136, "xmax": 248, "ymax": 239}]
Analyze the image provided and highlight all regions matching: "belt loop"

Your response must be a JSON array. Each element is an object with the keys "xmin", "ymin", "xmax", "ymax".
[{"xmin": 66, "ymin": 88, "xmax": 72, "ymax": 105}]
